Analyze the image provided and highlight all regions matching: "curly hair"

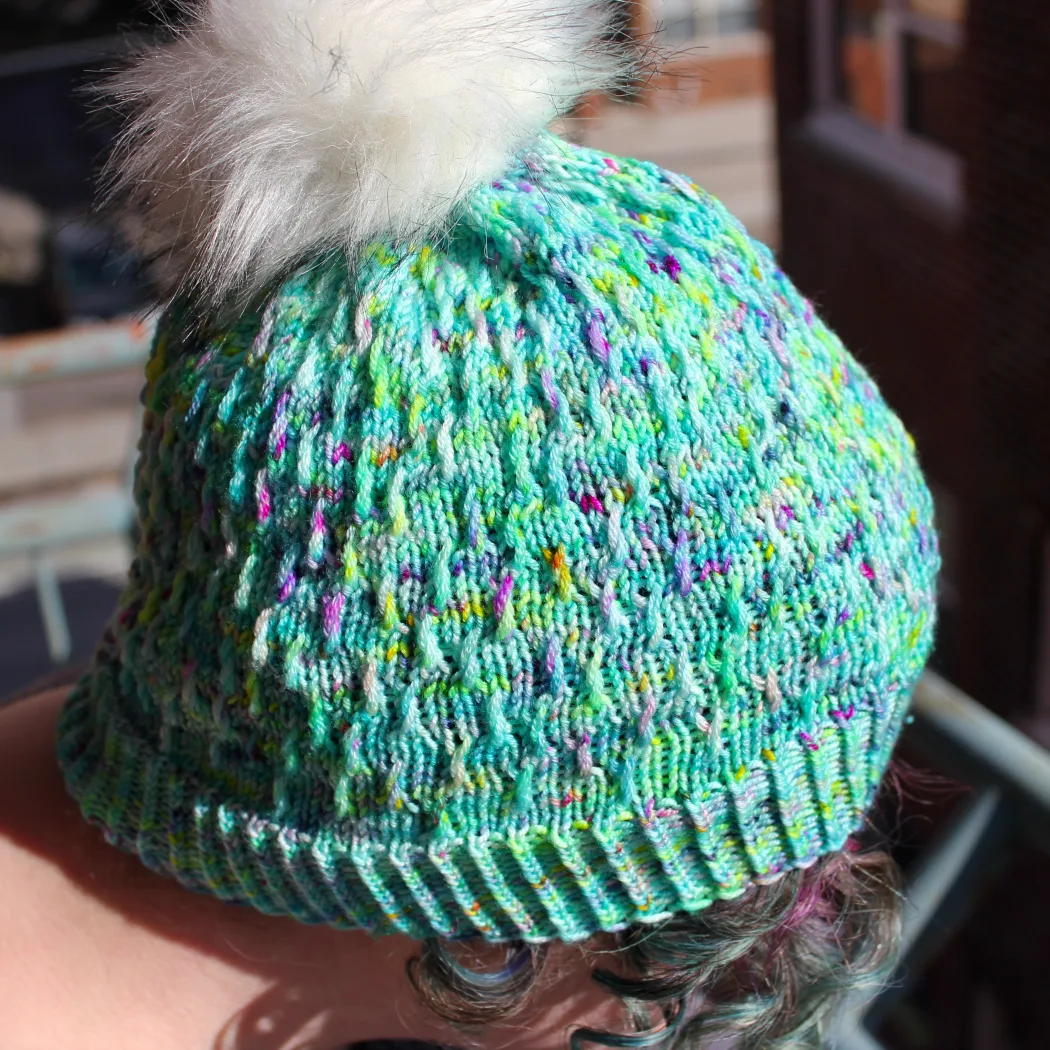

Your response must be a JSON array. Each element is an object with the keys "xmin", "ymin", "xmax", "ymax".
[{"xmin": 407, "ymin": 844, "xmax": 902, "ymax": 1050}]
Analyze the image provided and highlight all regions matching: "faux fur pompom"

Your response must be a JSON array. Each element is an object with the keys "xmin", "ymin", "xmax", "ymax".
[{"xmin": 106, "ymin": 0, "xmax": 633, "ymax": 301}]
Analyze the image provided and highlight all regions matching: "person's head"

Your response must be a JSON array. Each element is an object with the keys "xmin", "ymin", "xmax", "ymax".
[{"xmin": 59, "ymin": 2, "xmax": 939, "ymax": 1046}]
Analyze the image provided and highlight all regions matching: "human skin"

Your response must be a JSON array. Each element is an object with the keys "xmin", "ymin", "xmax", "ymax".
[{"xmin": 0, "ymin": 688, "xmax": 626, "ymax": 1050}]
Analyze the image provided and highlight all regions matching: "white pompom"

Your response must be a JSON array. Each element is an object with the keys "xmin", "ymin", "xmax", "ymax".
[{"xmin": 105, "ymin": 0, "xmax": 632, "ymax": 301}]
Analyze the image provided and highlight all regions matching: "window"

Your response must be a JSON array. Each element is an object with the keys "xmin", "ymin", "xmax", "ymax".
[
  {"xmin": 651, "ymin": 0, "xmax": 761, "ymax": 43},
  {"xmin": 809, "ymin": 0, "xmax": 966, "ymax": 211}
]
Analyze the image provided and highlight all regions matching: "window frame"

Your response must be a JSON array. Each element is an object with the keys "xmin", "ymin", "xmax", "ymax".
[{"xmin": 806, "ymin": 0, "xmax": 964, "ymax": 215}]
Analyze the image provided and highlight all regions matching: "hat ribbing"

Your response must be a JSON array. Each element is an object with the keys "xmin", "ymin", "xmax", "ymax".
[{"xmin": 58, "ymin": 135, "xmax": 938, "ymax": 941}]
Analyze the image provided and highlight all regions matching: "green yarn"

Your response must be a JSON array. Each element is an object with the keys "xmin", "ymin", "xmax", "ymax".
[{"xmin": 57, "ymin": 133, "xmax": 938, "ymax": 942}]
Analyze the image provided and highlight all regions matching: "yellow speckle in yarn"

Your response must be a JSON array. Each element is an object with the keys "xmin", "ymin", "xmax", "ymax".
[
  {"xmin": 573, "ymin": 819, "xmax": 590, "ymax": 830},
  {"xmin": 408, "ymin": 394, "xmax": 426, "ymax": 432},
  {"xmin": 737, "ymin": 425, "xmax": 750, "ymax": 449},
  {"xmin": 567, "ymin": 628, "xmax": 580, "ymax": 647},
  {"xmin": 765, "ymin": 543, "xmax": 775, "ymax": 560},
  {"xmin": 761, "ymin": 748, "xmax": 777, "ymax": 762},
  {"xmin": 385, "ymin": 644, "xmax": 399, "ymax": 662},
  {"xmin": 666, "ymin": 665, "xmax": 676, "ymax": 682},
  {"xmin": 735, "ymin": 765, "xmax": 747, "ymax": 781}
]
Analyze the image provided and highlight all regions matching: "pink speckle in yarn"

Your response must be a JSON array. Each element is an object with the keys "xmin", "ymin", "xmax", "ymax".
[
  {"xmin": 273, "ymin": 433, "xmax": 288, "ymax": 461},
  {"xmin": 603, "ymin": 157, "xmax": 620, "ymax": 172},
  {"xmin": 332, "ymin": 442, "xmax": 352, "ymax": 465},
  {"xmin": 257, "ymin": 484, "xmax": 271, "ymax": 523},
  {"xmin": 799, "ymin": 730, "xmax": 820, "ymax": 752},
  {"xmin": 662, "ymin": 255, "xmax": 682, "ymax": 281},
  {"xmin": 860, "ymin": 562, "xmax": 875, "ymax": 580},
  {"xmin": 279, "ymin": 572, "xmax": 296, "ymax": 602}
]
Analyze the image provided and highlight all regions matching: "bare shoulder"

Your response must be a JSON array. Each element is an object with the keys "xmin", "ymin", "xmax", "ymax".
[
  {"xmin": 0, "ymin": 691, "xmax": 615, "ymax": 1050},
  {"xmin": 0, "ymin": 689, "xmax": 413, "ymax": 1049}
]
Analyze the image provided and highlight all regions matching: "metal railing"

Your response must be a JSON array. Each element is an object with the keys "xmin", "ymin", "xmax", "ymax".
[
  {"xmin": 831, "ymin": 671, "xmax": 1050, "ymax": 1049},
  {"xmin": 0, "ymin": 316, "xmax": 155, "ymax": 661}
]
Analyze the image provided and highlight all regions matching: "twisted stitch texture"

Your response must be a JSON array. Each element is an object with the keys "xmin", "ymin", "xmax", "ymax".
[{"xmin": 57, "ymin": 135, "xmax": 938, "ymax": 942}]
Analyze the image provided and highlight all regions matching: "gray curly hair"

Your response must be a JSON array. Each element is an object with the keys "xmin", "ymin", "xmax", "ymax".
[{"xmin": 408, "ymin": 844, "xmax": 901, "ymax": 1050}]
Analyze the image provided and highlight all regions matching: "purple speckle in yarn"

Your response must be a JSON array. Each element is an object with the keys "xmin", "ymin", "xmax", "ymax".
[
  {"xmin": 494, "ymin": 574, "xmax": 514, "ymax": 620},
  {"xmin": 517, "ymin": 181, "xmax": 534, "ymax": 194},
  {"xmin": 273, "ymin": 433, "xmax": 288, "ymax": 461},
  {"xmin": 640, "ymin": 357, "xmax": 650, "ymax": 377},
  {"xmin": 837, "ymin": 608, "xmax": 851, "ymax": 626},
  {"xmin": 588, "ymin": 315, "xmax": 610, "ymax": 363},
  {"xmin": 647, "ymin": 260, "xmax": 659, "ymax": 274},
  {"xmin": 332, "ymin": 442, "xmax": 352, "ymax": 465},
  {"xmin": 279, "ymin": 572, "xmax": 296, "ymax": 602},
  {"xmin": 541, "ymin": 369, "xmax": 560, "ymax": 412},
  {"xmin": 662, "ymin": 255, "xmax": 682, "ymax": 281},
  {"xmin": 675, "ymin": 529, "xmax": 693, "ymax": 596},
  {"xmin": 453, "ymin": 561, "xmax": 464, "ymax": 577},
  {"xmin": 323, "ymin": 593, "xmax": 346, "ymax": 637},
  {"xmin": 257, "ymin": 486, "xmax": 271, "ymax": 524}
]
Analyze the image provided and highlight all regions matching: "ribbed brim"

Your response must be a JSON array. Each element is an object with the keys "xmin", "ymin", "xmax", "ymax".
[{"xmin": 57, "ymin": 649, "xmax": 902, "ymax": 942}]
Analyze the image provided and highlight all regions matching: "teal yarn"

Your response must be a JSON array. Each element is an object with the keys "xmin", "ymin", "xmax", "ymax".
[{"xmin": 57, "ymin": 134, "xmax": 939, "ymax": 942}]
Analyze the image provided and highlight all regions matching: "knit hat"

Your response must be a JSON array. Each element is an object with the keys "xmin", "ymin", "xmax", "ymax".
[{"xmin": 57, "ymin": 0, "xmax": 939, "ymax": 943}]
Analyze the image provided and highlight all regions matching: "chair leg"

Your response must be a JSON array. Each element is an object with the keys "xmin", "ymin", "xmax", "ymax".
[{"xmin": 34, "ymin": 555, "xmax": 72, "ymax": 665}]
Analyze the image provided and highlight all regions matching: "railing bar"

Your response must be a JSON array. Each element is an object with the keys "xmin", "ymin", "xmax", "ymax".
[
  {"xmin": 912, "ymin": 673, "xmax": 1050, "ymax": 814},
  {"xmin": 898, "ymin": 786, "xmax": 1002, "ymax": 957},
  {"xmin": 0, "ymin": 316, "xmax": 156, "ymax": 386}
]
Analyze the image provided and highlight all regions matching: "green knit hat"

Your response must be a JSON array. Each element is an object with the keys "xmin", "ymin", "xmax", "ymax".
[{"xmin": 57, "ymin": 1, "xmax": 938, "ymax": 943}]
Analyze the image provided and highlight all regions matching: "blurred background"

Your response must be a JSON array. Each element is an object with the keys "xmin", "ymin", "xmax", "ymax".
[{"xmin": 1, "ymin": 2, "xmax": 1049, "ymax": 1049}]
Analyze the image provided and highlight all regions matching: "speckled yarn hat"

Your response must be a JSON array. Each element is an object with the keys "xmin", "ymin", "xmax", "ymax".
[{"xmin": 57, "ymin": 0, "xmax": 939, "ymax": 942}]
